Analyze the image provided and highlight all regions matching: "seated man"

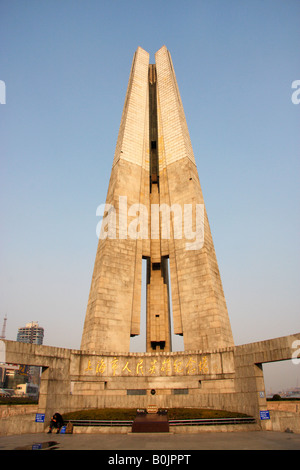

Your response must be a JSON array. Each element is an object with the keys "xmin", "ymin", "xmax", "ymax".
[{"xmin": 47, "ymin": 412, "xmax": 64, "ymax": 434}]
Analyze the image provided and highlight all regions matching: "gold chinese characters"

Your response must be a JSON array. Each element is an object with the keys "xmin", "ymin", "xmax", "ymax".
[{"xmin": 84, "ymin": 355, "xmax": 210, "ymax": 376}]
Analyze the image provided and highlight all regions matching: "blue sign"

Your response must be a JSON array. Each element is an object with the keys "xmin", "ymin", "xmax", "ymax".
[
  {"xmin": 35, "ymin": 413, "xmax": 45, "ymax": 423},
  {"xmin": 260, "ymin": 410, "xmax": 270, "ymax": 420}
]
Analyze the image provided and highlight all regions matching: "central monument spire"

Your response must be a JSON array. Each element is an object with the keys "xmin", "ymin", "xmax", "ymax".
[
  {"xmin": 147, "ymin": 62, "xmax": 172, "ymax": 352},
  {"xmin": 81, "ymin": 46, "xmax": 234, "ymax": 353}
]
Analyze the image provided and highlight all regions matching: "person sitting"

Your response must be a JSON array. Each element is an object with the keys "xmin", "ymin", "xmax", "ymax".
[{"xmin": 47, "ymin": 412, "xmax": 64, "ymax": 434}]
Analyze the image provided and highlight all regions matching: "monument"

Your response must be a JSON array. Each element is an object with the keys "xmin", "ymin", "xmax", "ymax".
[
  {"xmin": 1, "ymin": 46, "xmax": 299, "ymax": 435},
  {"xmin": 81, "ymin": 45, "xmax": 233, "ymax": 354}
]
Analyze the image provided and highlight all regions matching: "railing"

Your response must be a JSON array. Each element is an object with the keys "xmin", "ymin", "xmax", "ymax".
[
  {"xmin": 169, "ymin": 417, "xmax": 256, "ymax": 426},
  {"xmin": 65, "ymin": 416, "xmax": 256, "ymax": 427},
  {"xmin": 65, "ymin": 419, "xmax": 133, "ymax": 427}
]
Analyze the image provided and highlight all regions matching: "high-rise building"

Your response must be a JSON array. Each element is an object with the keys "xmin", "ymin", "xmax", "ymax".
[
  {"xmin": 16, "ymin": 322, "xmax": 44, "ymax": 386},
  {"xmin": 17, "ymin": 321, "xmax": 44, "ymax": 345}
]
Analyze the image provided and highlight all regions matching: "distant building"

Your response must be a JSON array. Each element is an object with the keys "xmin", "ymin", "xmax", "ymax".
[
  {"xmin": 1, "ymin": 322, "xmax": 44, "ymax": 388},
  {"xmin": 15, "ymin": 321, "xmax": 44, "ymax": 387},
  {"xmin": 281, "ymin": 387, "xmax": 300, "ymax": 399},
  {"xmin": 17, "ymin": 321, "xmax": 44, "ymax": 345}
]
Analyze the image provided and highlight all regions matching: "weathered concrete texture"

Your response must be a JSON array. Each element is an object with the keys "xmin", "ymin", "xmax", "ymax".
[
  {"xmin": 0, "ymin": 412, "xmax": 43, "ymax": 437},
  {"xmin": 268, "ymin": 409, "xmax": 300, "ymax": 434},
  {"xmin": 0, "ymin": 404, "xmax": 38, "ymax": 419}
]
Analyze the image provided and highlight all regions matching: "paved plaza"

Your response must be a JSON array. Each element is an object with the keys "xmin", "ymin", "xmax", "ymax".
[{"xmin": 0, "ymin": 430, "xmax": 299, "ymax": 451}]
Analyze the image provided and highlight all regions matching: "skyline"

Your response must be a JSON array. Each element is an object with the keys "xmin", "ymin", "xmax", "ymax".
[{"xmin": 0, "ymin": 0, "xmax": 299, "ymax": 392}]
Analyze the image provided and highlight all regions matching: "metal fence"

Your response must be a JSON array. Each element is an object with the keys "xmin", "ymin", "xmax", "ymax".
[
  {"xmin": 66, "ymin": 416, "xmax": 256, "ymax": 427},
  {"xmin": 169, "ymin": 417, "xmax": 256, "ymax": 426}
]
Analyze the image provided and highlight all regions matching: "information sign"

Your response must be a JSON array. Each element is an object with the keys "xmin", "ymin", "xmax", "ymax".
[
  {"xmin": 35, "ymin": 413, "xmax": 45, "ymax": 423},
  {"xmin": 260, "ymin": 410, "xmax": 270, "ymax": 420}
]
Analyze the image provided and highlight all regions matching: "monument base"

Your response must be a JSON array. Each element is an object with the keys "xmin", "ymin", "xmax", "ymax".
[
  {"xmin": 1, "ymin": 333, "xmax": 299, "ymax": 436},
  {"xmin": 132, "ymin": 413, "xmax": 169, "ymax": 433}
]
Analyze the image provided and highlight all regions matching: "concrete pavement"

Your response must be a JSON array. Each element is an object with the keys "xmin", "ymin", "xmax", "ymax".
[{"xmin": 0, "ymin": 430, "xmax": 300, "ymax": 451}]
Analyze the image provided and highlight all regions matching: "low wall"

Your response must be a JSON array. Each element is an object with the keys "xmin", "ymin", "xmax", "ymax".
[
  {"xmin": 0, "ymin": 405, "xmax": 45, "ymax": 436},
  {"xmin": 0, "ymin": 404, "xmax": 38, "ymax": 419},
  {"xmin": 72, "ymin": 423, "xmax": 260, "ymax": 434},
  {"xmin": 0, "ymin": 413, "xmax": 44, "ymax": 436},
  {"xmin": 265, "ymin": 401, "xmax": 300, "ymax": 434},
  {"xmin": 1, "ymin": 405, "xmax": 299, "ymax": 435},
  {"xmin": 265, "ymin": 402, "xmax": 300, "ymax": 434},
  {"xmin": 269, "ymin": 410, "xmax": 300, "ymax": 433},
  {"xmin": 267, "ymin": 401, "xmax": 300, "ymax": 413}
]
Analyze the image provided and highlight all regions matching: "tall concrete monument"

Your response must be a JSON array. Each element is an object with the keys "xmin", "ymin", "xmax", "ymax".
[
  {"xmin": 81, "ymin": 46, "xmax": 234, "ymax": 354},
  {"xmin": 1, "ymin": 46, "xmax": 299, "ymax": 436}
]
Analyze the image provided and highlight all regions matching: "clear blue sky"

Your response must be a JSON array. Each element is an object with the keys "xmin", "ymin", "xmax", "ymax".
[{"xmin": 0, "ymin": 0, "xmax": 299, "ymax": 392}]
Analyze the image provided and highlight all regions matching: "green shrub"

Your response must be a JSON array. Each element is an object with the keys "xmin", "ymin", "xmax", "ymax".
[
  {"xmin": 271, "ymin": 394, "xmax": 282, "ymax": 401},
  {"xmin": 63, "ymin": 408, "xmax": 137, "ymax": 421},
  {"xmin": 62, "ymin": 408, "xmax": 250, "ymax": 421}
]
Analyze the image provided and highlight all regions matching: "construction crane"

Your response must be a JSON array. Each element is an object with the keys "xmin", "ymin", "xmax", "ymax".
[{"xmin": 0, "ymin": 315, "xmax": 7, "ymax": 339}]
